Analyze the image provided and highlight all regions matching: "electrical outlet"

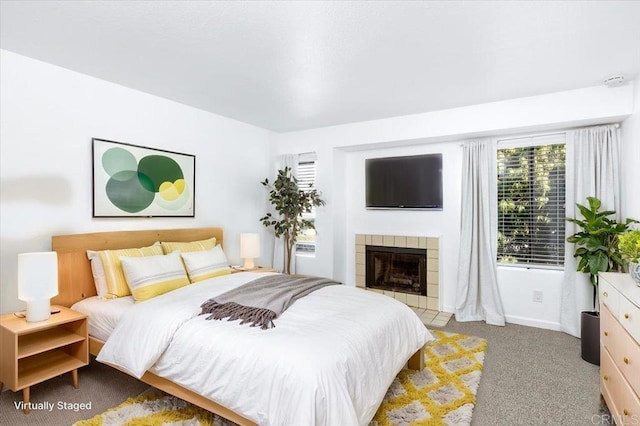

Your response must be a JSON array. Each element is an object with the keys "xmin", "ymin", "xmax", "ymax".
[{"xmin": 533, "ymin": 290, "xmax": 543, "ymax": 303}]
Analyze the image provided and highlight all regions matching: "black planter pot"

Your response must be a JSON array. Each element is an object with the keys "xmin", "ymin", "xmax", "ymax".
[{"xmin": 581, "ymin": 311, "xmax": 600, "ymax": 365}]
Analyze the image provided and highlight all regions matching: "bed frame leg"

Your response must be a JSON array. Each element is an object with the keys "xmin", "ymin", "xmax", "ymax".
[{"xmin": 408, "ymin": 345, "xmax": 425, "ymax": 371}]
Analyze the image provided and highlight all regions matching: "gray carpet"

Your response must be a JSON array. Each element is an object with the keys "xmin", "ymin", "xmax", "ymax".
[
  {"xmin": 0, "ymin": 320, "xmax": 609, "ymax": 426},
  {"xmin": 439, "ymin": 320, "xmax": 609, "ymax": 426},
  {"xmin": 0, "ymin": 357, "xmax": 148, "ymax": 425}
]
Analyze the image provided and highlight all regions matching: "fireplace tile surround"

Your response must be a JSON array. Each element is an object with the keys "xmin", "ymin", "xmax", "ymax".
[{"xmin": 355, "ymin": 234, "xmax": 440, "ymax": 311}]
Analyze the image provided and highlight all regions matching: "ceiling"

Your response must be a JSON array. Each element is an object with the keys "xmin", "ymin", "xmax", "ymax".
[{"xmin": 1, "ymin": 1, "xmax": 639, "ymax": 133}]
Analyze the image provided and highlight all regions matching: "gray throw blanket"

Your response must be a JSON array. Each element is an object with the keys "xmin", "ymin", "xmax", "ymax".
[{"xmin": 200, "ymin": 275, "xmax": 340, "ymax": 329}]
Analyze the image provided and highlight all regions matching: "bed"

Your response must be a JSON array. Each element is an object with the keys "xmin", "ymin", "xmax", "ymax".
[{"xmin": 51, "ymin": 227, "xmax": 432, "ymax": 425}]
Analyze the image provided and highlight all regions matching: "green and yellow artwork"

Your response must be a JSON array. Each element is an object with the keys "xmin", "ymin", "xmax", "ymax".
[{"xmin": 92, "ymin": 139, "xmax": 195, "ymax": 217}]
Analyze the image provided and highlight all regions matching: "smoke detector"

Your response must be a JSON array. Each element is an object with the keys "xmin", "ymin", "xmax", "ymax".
[{"xmin": 603, "ymin": 75, "xmax": 627, "ymax": 87}]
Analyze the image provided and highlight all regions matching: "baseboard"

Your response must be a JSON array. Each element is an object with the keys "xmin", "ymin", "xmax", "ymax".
[
  {"xmin": 504, "ymin": 314, "xmax": 562, "ymax": 331},
  {"xmin": 442, "ymin": 305, "xmax": 562, "ymax": 331}
]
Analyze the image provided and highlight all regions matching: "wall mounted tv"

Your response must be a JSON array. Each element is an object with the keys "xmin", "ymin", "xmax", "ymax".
[{"xmin": 366, "ymin": 153, "xmax": 443, "ymax": 210}]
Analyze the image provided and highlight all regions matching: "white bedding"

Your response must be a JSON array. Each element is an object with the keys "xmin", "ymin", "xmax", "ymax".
[
  {"xmin": 97, "ymin": 272, "xmax": 433, "ymax": 426},
  {"xmin": 71, "ymin": 295, "xmax": 134, "ymax": 341}
]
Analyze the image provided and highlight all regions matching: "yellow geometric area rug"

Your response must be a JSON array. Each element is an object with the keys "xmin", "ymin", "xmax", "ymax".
[
  {"xmin": 74, "ymin": 330, "xmax": 486, "ymax": 426},
  {"xmin": 72, "ymin": 389, "xmax": 220, "ymax": 426},
  {"xmin": 371, "ymin": 329, "xmax": 487, "ymax": 426}
]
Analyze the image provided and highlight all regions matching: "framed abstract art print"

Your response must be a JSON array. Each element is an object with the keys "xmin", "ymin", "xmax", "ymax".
[{"xmin": 92, "ymin": 138, "xmax": 196, "ymax": 217}]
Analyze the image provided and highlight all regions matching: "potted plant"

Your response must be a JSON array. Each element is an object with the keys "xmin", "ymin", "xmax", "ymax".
[
  {"xmin": 619, "ymin": 229, "xmax": 640, "ymax": 285},
  {"xmin": 566, "ymin": 196, "xmax": 637, "ymax": 365},
  {"xmin": 260, "ymin": 167, "xmax": 325, "ymax": 274}
]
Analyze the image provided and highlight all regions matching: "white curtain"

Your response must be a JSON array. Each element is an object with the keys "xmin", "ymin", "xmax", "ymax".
[
  {"xmin": 455, "ymin": 139, "xmax": 506, "ymax": 326},
  {"xmin": 271, "ymin": 154, "xmax": 298, "ymax": 274},
  {"xmin": 560, "ymin": 124, "xmax": 621, "ymax": 337}
]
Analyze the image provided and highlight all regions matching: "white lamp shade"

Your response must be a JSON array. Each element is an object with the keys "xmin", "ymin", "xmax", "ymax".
[
  {"xmin": 18, "ymin": 252, "xmax": 59, "ymax": 301},
  {"xmin": 240, "ymin": 233, "xmax": 261, "ymax": 258}
]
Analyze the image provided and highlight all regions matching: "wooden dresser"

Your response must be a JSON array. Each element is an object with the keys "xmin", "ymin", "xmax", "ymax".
[{"xmin": 599, "ymin": 272, "xmax": 640, "ymax": 424}]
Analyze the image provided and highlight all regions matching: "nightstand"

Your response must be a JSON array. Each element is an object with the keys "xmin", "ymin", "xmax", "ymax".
[
  {"xmin": 230, "ymin": 266, "xmax": 277, "ymax": 273},
  {"xmin": 0, "ymin": 305, "xmax": 88, "ymax": 414}
]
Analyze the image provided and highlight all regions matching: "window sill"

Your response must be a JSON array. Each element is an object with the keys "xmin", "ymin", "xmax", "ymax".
[
  {"xmin": 295, "ymin": 253, "xmax": 316, "ymax": 258},
  {"xmin": 497, "ymin": 263, "xmax": 564, "ymax": 272}
]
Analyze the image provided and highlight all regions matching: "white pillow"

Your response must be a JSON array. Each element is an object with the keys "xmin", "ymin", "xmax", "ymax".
[
  {"xmin": 87, "ymin": 250, "xmax": 108, "ymax": 297},
  {"xmin": 180, "ymin": 245, "xmax": 231, "ymax": 283},
  {"xmin": 120, "ymin": 251, "xmax": 190, "ymax": 302}
]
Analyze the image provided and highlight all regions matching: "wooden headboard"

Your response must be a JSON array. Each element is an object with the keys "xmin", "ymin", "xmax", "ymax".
[{"xmin": 51, "ymin": 227, "xmax": 224, "ymax": 307}]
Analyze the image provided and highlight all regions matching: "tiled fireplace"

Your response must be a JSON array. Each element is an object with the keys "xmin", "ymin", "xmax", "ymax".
[
  {"xmin": 355, "ymin": 234, "xmax": 439, "ymax": 310},
  {"xmin": 366, "ymin": 245, "xmax": 426, "ymax": 295}
]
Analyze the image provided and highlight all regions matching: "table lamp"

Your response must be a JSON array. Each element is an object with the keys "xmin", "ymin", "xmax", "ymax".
[
  {"xmin": 240, "ymin": 233, "xmax": 261, "ymax": 269},
  {"xmin": 18, "ymin": 252, "xmax": 59, "ymax": 322}
]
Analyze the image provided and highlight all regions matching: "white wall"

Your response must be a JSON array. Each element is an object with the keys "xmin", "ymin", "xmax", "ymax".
[
  {"xmin": 276, "ymin": 83, "xmax": 635, "ymax": 330},
  {"xmin": 344, "ymin": 143, "xmax": 461, "ymax": 312},
  {"xmin": 3, "ymin": 46, "xmax": 635, "ymax": 329},
  {"xmin": 0, "ymin": 50, "xmax": 275, "ymax": 314}
]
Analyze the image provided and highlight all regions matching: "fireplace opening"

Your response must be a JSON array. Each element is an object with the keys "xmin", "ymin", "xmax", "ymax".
[{"xmin": 365, "ymin": 245, "xmax": 426, "ymax": 296}]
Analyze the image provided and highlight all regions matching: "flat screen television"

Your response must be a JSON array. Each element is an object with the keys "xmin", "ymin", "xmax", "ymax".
[{"xmin": 366, "ymin": 153, "xmax": 443, "ymax": 210}]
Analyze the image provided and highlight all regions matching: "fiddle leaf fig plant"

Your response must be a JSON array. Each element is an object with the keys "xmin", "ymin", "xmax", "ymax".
[
  {"xmin": 566, "ymin": 197, "xmax": 637, "ymax": 288},
  {"xmin": 260, "ymin": 166, "xmax": 325, "ymax": 274}
]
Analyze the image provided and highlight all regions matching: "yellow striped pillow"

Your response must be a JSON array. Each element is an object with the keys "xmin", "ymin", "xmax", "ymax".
[
  {"xmin": 161, "ymin": 237, "xmax": 217, "ymax": 254},
  {"xmin": 98, "ymin": 245, "xmax": 164, "ymax": 298},
  {"xmin": 180, "ymin": 245, "xmax": 231, "ymax": 283},
  {"xmin": 120, "ymin": 252, "xmax": 190, "ymax": 302}
]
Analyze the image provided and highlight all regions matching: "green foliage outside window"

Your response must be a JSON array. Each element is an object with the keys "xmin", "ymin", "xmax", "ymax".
[{"xmin": 497, "ymin": 144, "xmax": 566, "ymax": 266}]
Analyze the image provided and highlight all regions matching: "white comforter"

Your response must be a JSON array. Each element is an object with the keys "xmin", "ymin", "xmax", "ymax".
[{"xmin": 97, "ymin": 272, "xmax": 432, "ymax": 426}]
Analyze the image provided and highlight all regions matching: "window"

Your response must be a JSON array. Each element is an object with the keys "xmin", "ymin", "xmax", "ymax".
[
  {"xmin": 296, "ymin": 154, "xmax": 317, "ymax": 255},
  {"xmin": 497, "ymin": 134, "xmax": 566, "ymax": 267}
]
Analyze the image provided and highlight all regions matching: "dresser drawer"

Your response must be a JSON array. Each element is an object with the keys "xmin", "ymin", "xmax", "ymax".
[
  {"xmin": 600, "ymin": 305, "xmax": 626, "ymax": 354},
  {"xmin": 619, "ymin": 328, "xmax": 640, "ymax": 397},
  {"xmin": 601, "ymin": 305, "xmax": 618, "ymax": 354},
  {"xmin": 619, "ymin": 296, "xmax": 640, "ymax": 344},
  {"xmin": 601, "ymin": 346, "xmax": 622, "ymax": 421},
  {"xmin": 601, "ymin": 348, "xmax": 640, "ymax": 425},
  {"xmin": 600, "ymin": 278, "xmax": 620, "ymax": 318},
  {"xmin": 602, "ymin": 300, "xmax": 640, "ymax": 398}
]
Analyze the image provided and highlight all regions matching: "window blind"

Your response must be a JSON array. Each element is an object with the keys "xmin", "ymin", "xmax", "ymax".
[
  {"xmin": 296, "ymin": 154, "xmax": 317, "ymax": 254},
  {"xmin": 497, "ymin": 136, "xmax": 566, "ymax": 267},
  {"xmin": 297, "ymin": 161, "xmax": 316, "ymax": 192}
]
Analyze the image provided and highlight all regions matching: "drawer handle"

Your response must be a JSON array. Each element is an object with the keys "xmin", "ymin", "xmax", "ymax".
[
  {"xmin": 625, "ymin": 313, "xmax": 630, "ymax": 319},
  {"xmin": 604, "ymin": 375, "xmax": 609, "ymax": 381},
  {"xmin": 624, "ymin": 357, "xmax": 629, "ymax": 364},
  {"xmin": 604, "ymin": 331, "xmax": 608, "ymax": 337},
  {"xmin": 603, "ymin": 292, "xmax": 608, "ymax": 297},
  {"xmin": 624, "ymin": 408, "xmax": 629, "ymax": 416}
]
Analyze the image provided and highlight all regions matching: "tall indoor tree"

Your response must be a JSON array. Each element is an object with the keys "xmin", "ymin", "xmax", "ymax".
[{"xmin": 261, "ymin": 167, "xmax": 325, "ymax": 274}]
